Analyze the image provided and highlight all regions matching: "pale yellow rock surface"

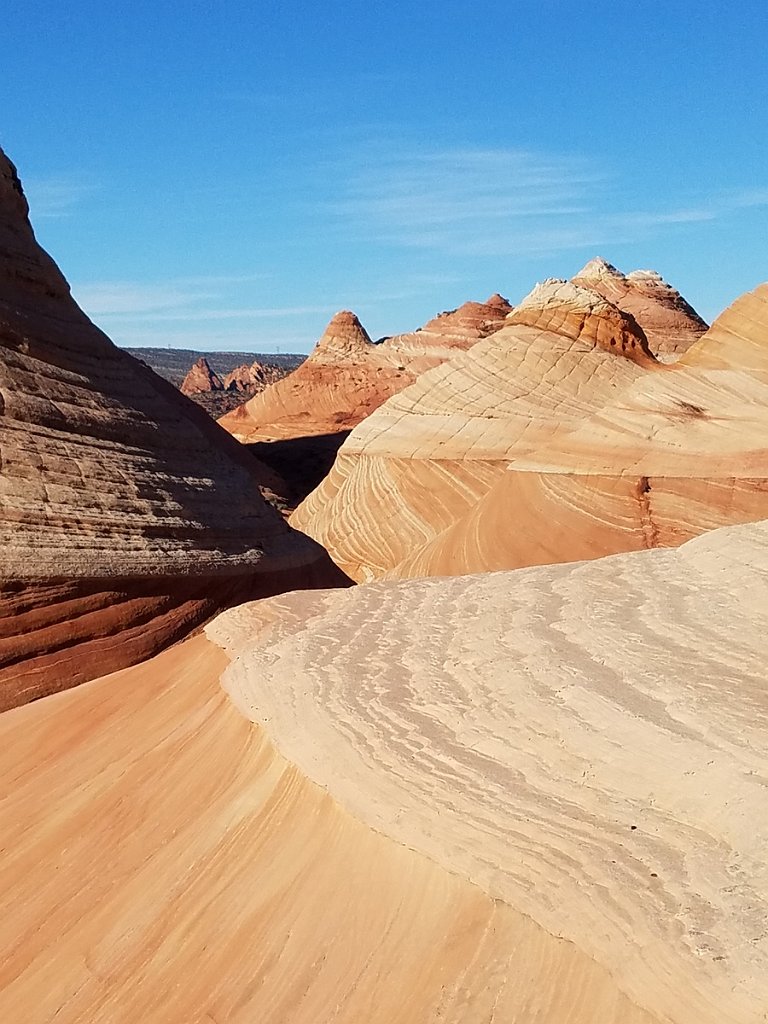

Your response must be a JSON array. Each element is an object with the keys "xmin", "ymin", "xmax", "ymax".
[
  {"xmin": 212, "ymin": 518, "xmax": 768, "ymax": 1024},
  {"xmin": 0, "ymin": 634, "xmax": 657, "ymax": 1024}
]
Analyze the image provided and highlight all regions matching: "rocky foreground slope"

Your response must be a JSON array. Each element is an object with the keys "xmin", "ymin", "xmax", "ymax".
[
  {"xmin": 0, "ymin": 148, "xmax": 341, "ymax": 709},
  {"xmin": 292, "ymin": 279, "xmax": 767, "ymax": 580},
  {"xmin": 2, "ymin": 518, "xmax": 766, "ymax": 1023}
]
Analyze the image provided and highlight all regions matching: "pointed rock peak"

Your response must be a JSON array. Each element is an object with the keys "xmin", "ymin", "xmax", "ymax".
[
  {"xmin": 181, "ymin": 357, "xmax": 225, "ymax": 395},
  {"xmin": 485, "ymin": 292, "xmax": 511, "ymax": 309},
  {"xmin": 310, "ymin": 310, "xmax": 374, "ymax": 363},
  {"xmin": 574, "ymin": 256, "xmax": 627, "ymax": 283},
  {"xmin": 0, "ymin": 146, "xmax": 72, "ymax": 307},
  {"xmin": 508, "ymin": 279, "xmax": 655, "ymax": 363}
]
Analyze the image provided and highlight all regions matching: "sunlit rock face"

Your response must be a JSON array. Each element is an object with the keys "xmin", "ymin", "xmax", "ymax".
[
  {"xmin": 572, "ymin": 256, "xmax": 708, "ymax": 362},
  {"xmin": 0, "ymin": 146, "xmax": 342, "ymax": 709},
  {"xmin": 292, "ymin": 278, "xmax": 768, "ymax": 581},
  {"xmin": 217, "ymin": 297, "xmax": 512, "ymax": 444}
]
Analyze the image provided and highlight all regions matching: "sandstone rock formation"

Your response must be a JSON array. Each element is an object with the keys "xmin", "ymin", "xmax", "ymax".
[
  {"xmin": 572, "ymin": 256, "xmax": 707, "ymax": 361},
  {"xmin": 222, "ymin": 359, "xmax": 273, "ymax": 391},
  {"xmin": 217, "ymin": 299, "xmax": 511, "ymax": 510},
  {"xmin": 292, "ymin": 280, "xmax": 768, "ymax": 580},
  {"xmin": 3, "ymin": 518, "xmax": 766, "ymax": 1023},
  {"xmin": 180, "ymin": 355, "xmax": 225, "ymax": 394},
  {"xmin": 0, "ymin": 147, "xmax": 342, "ymax": 710},
  {"xmin": 218, "ymin": 297, "xmax": 512, "ymax": 444}
]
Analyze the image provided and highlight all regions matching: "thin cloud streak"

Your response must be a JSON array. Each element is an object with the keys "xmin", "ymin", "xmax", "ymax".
[{"xmin": 328, "ymin": 142, "xmax": 768, "ymax": 256}]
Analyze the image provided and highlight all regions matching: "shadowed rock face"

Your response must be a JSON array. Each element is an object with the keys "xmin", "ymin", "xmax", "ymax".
[
  {"xmin": 572, "ymin": 257, "xmax": 708, "ymax": 361},
  {"xmin": 0, "ymin": 147, "xmax": 345, "ymax": 708},
  {"xmin": 292, "ymin": 279, "xmax": 768, "ymax": 581}
]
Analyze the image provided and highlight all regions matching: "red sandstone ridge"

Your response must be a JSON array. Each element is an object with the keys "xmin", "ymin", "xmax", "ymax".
[
  {"xmin": 0, "ymin": 146, "xmax": 344, "ymax": 710},
  {"xmin": 572, "ymin": 257, "xmax": 707, "ymax": 361},
  {"xmin": 181, "ymin": 356, "xmax": 225, "ymax": 394}
]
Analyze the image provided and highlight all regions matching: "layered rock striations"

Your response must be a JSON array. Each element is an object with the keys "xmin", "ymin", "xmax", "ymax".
[
  {"xmin": 572, "ymin": 256, "xmax": 707, "ymax": 361},
  {"xmin": 292, "ymin": 280, "xmax": 768, "ymax": 581},
  {"xmin": 6, "ymin": 519, "xmax": 767, "ymax": 1022},
  {"xmin": 0, "ymin": 147, "xmax": 341, "ymax": 709},
  {"xmin": 204, "ymin": 518, "xmax": 768, "ymax": 1024}
]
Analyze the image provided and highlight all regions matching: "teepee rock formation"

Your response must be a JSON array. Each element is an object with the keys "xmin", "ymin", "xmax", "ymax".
[
  {"xmin": 0, "ymin": 147, "xmax": 342, "ymax": 710},
  {"xmin": 292, "ymin": 278, "xmax": 768, "ymax": 580},
  {"xmin": 572, "ymin": 256, "xmax": 708, "ymax": 361},
  {"xmin": 223, "ymin": 359, "xmax": 271, "ymax": 391},
  {"xmin": 180, "ymin": 356, "xmax": 225, "ymax": 394}
]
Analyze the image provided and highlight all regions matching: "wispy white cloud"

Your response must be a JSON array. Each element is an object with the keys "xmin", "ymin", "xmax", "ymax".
[
  {"xmin": 23, "ymin": 176, "xmax": 98, "ymax": 219},
  {"xmin": 327, "ymin": 142, "xmax": 768, "ymax": 257}
]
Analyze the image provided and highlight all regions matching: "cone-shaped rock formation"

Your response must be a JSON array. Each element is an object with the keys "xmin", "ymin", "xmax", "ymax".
[
  {"xmin": 180, "ymin": 356, "xmax": 225, "ymax": 394},
  {"xmin": 0, "ymin": 147, "xmax": 342, "ymax": 709}
]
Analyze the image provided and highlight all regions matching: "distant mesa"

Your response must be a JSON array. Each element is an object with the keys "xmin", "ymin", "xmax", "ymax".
[
  {"xmin": 0, "ymin": 146, "xmax": 344, "ymax": 710},
  {"xmin": 292, "ymin": 273, "xmax": 768, "ymax": 581}
]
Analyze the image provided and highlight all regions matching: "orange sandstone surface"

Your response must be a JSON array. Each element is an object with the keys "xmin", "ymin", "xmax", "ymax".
[
  {"xmin": 2, "ymin": 519, "xmax": 766, "ymax": 1023},
  {"xmin": 291, "ymin": 279, "xmax": 768, "ymax": 581},
  {"xmin": 0, "ymin": 147, "xmax": 343, "ymax": 709},
  {"xmin": 218, "ymin": 297, "xmax": 512, "ymax": 444}
]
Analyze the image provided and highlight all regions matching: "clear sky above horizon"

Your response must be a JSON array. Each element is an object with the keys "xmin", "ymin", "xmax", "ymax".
[{"xmin": 3, "ymin": 0, "xmax": 766, "ymax": 353}]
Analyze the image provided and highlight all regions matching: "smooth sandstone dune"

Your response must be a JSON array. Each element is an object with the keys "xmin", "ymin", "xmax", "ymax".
[
  {"xmin": 0, "ymin": 634, "xmax": 656, "ymax": 1024},
  {"xmin": 0, "ymin": 148, "xmax": 340, "ymax": 709},
  {"xmin": 292, "ymin": 280, "xmax": 768, "ymax": 581},
  {"xmin": 213, "ymin": 518, "xmax": 768, "ymax": 1024}
]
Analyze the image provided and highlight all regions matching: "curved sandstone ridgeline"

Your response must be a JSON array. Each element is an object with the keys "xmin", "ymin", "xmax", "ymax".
[
  {"xmin": 292, "ymin": 280, "xmax": 768, "ymax": 581},
  {"xmin": 0, "ymin": 634, "xmax": 656, "ymax": 1024},
  {"xmin": 0, "ymin": 146, "xmax": 343, "ymax": 708},
  {"xmin": 212, "ymin": 518, "xmax": 768, "ymax": 1024}
]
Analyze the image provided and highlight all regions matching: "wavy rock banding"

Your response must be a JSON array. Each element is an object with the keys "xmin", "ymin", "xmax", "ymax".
[
  {"xmin": 572, "ymin": 256, "xmax": 708, "ymax": 361},
  {"xmin": 211, "ymin": 518, "xmax": 768, "ymax": 1024},
  {"xmin": 292, "ymin": 279, "xmax": 768, "ymax": 580},
  {"xmin": 0, "ymin": 147, "xmax": 342, "ymax": 708}
]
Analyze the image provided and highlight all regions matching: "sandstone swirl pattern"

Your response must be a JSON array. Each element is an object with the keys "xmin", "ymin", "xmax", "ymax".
[
  {"xmin": 573, "ymin": 256, "xmax": 708, "ymax": 361},
  {"xmin": 0, "ymin": 635, "xmax": 656, "ymax": 1024},
  {"xmin": 0, "ymin": 148, "xmax": 339, "ymax": 708},
  {"xmin": 292, "ymin": 280, "xmax": 768, "ymax": 580},
  {"xmin": 212, "ymin": 519, "xmax": 768, "ymax": 1024}
]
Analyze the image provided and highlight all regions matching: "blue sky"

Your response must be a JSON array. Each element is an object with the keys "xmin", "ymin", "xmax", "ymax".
[{"xmin": 3, "ymin": 1, "xmax": 766, "ymax": 352}]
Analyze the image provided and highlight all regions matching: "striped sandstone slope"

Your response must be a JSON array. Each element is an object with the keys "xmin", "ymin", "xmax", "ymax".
[
  {"xmin": 293, "ymin": 280, "xmax": 768, "ymax": 581},
  {"xmin": 217, "ymin": 296, "xmax": 511, "ymax": 444},
  {"xmin": 213, "ymin": 518, "xmax": 768, "ymax": 1024},
  {"xmin": 291, "ymin": 280, "xmax": 658, "ymax": 579},
  {"xmin": 573, "ymin": 257, "xmax": 708, "ymax": 361},
  {"xmin": 397, "ymin": 283, "xmax": 768, "ymax": 579},
  {"xmin": 393, "ymin": 291, "xmax": 768, "ymax": 578},
  {"xmin": 0, "ymin": 633, "xmax": 657, "ymax": 1024},
  {"xmin": 0, "ymin": 147, "xmax": 341, "ymax": 709}
]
